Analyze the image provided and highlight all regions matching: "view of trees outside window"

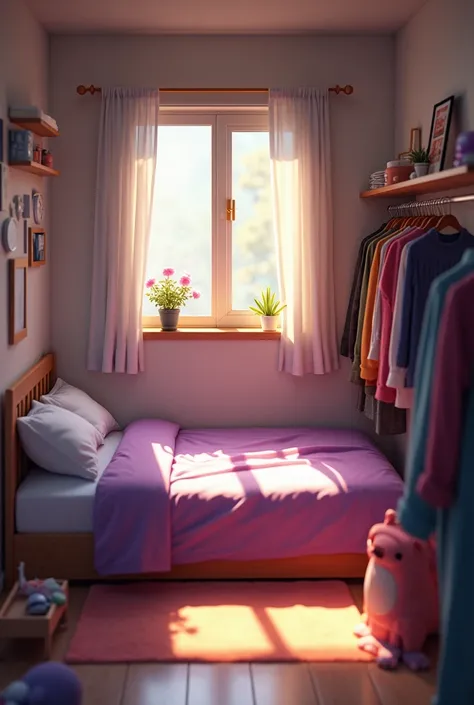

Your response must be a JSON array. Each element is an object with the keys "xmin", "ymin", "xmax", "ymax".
[
  {"xmin": 143, "ymin": 123, "xmax": 278, "ymax": 318},
  {"xmin": 232, "ymin": 131, "xmax": 278, "ymax": 310},
  {"xmin": 144, "ymin": 125, "xmax": 212, "ymax": 317}
]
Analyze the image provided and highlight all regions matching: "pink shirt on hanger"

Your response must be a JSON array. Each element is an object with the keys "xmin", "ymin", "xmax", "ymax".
[
  {"xmin": 387, "ymin": 241, "xmax": 417, "ymax": 409},
  {"xmin": 376, "ymin": 228, "xmax": 424, "ymax": 404}
]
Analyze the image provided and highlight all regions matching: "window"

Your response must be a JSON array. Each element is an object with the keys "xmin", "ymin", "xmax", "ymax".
[{"xmin": 143, "ymin": 112, "xmax": 278, "ymax": 328}]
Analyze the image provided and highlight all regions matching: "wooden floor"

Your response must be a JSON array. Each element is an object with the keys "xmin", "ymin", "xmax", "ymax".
[{"xmin": 0, "ymin": 583, "xmax": 439, "ymax": 705}]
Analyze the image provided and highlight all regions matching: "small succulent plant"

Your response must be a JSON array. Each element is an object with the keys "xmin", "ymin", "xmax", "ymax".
[
  {"xmin": 250, "ymin": 287, "xmax": 287, "ymax": 317},
  {"xmin": 409, "ymin": 147, "xmax": 430, "ymax": 164}
]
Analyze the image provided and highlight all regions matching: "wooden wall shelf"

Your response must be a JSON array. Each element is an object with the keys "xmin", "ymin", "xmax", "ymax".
[
  {"xmin": 360, "ymin": 165, "xmax": 474, "ymax": 198},
  {"xmin": 9, "ymin": 116, "xmax": 59, "ymax": 138},
  {"xmin": 9, "ymin": 162, "xmax": 59, "ymax": 177}
]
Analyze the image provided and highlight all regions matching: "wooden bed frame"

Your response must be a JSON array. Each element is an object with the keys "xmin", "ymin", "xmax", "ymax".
[{"xmin": 4, "ymin": 353, "xmax": 368, "ymax": 587}]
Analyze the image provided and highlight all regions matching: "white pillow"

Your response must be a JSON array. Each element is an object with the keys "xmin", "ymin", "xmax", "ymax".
[
  {"xmin": 17, "ymin": 401, "xmax": 103, "ymax": 481},
  {"xmin": 41, "ymin": 378, "xmax": 119, "ymax": 439}
]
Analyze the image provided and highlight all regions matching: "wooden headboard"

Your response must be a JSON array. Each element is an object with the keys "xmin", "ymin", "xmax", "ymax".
[{"xmin": 4, "ymin": 353, "xmax": 56, "ymax": 578}]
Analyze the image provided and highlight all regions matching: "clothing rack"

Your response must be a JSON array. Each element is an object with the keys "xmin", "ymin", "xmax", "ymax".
[
  {"xmin": 76, "ymin": 84, "xmax": 354, "ymax": 96},
  {"xmin": 388, "ymin": 194, "xmax": 474, "ymax": 217}
]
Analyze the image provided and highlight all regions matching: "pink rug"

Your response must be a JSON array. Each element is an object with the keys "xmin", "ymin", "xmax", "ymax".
[{"xmin": 66, "ymin": 580, "xmax": 370, "ymax": 663}]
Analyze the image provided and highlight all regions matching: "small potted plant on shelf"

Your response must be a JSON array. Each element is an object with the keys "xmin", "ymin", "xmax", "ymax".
[
  {"xmin": 250, "ymin": 287, "xmax": 286, "ymax": 331},
  {"xmin": 145, "ymin": 268, "xmax": 200, "ymax": 331},
  {"xmin": 409, "ymin": 147, "xmax": 430, "ymax": 177}
]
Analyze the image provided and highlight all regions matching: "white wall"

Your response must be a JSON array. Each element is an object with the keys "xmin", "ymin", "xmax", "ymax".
[
  {"xmin": 49, "ymin": 34, "xmax": 403, "ymax": 463},
  {"xmin": 0, "ymin": 0, "xmax": 51, "ymax": 577},
  {"xmin": 396, "ymin": 0, "xmax": 474, "ymax": 230},
  {"xmin": 393, "ymin": 0, "xmax": 474, "ymax": 462}
]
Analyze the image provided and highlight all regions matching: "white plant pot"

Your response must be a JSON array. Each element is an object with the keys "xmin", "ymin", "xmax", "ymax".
[
  {"xmin": 261, "ymin": 315, "xmax": 279, "ymax": 331},
  {"xmin": 414, "ymin": 163, "xmax": 430, "ymax": 177}
]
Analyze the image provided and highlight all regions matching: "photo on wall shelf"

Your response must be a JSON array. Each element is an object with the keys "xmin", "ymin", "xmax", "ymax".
[
  {"xmin": 427, "ymin": 96, "xmax": 454, "ymax": 173},
  {"xmin": 9, "ymin": 258, "xmax": 28, "ymax": 345},
  {"xmin": 29, "ymin": 227, "xmax": 46, "ymax": 267}
]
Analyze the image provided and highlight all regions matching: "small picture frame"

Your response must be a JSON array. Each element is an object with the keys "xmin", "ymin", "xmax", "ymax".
[
  {"xmin": 410, "ymin": 128, "xmax": 421, "ymax": 152},
  {"xmin": 398, "ymin": 128, "xmax": 422, "ymax": 161},
  {"xmin": 428, "ymin": 96, "xmax": 454, "ymax": 173},
  {"xmin": 9, "ymin": 258, "xmax": 28, "ymax": 345},
  {"xmin": 29, "ymin": 227, "xmax": 46, "ymax": 267}
]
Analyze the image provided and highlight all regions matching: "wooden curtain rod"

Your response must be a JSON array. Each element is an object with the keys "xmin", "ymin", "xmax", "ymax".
[{"xmin": 76, "ymin": 84, "xmax": 354, "ymax": 96}]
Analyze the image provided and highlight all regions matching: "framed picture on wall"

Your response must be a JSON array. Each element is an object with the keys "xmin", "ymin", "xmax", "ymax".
[
  {"xmin": 9, "ymin": 258, "xmax": 28, "ymax": 345},
  {"xmin": 410, "ymin": 127, "xmax": 421, "ymax": 152},
  {"xmin": 398, "ymin": 128, "xmax": 422, "ymax": 160},
  {"xmin": 427, "ymin": 96, "xmax": 454, "ymax": 173},
  {"xmin": 29, "ymin": 227, "xmax": 46, "ymax": 267}
]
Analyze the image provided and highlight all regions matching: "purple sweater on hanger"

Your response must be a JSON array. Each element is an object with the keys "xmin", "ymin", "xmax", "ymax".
[
  {"xmin": 418, "ymin": 272, "xmax": 474, "ymax": 507},
  {"xmin": 396, "ymin": 228, "xmax": 474, "ymax": 387}
]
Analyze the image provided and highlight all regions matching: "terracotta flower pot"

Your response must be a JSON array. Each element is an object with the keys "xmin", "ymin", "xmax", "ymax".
[{"xmin": 159, "ymin": 309, "xmax": 180, "ymax": 331}]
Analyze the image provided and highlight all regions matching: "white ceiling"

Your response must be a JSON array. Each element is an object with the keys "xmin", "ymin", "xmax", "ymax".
[{"xmin": 25, "ymin": 0, "xmax": 427, "ymax": 34}]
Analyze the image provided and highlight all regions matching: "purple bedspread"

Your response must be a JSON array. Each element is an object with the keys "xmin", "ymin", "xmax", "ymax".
[
  {"xmin": 94, "ymin": 419, "xmax": 179, "ymax": 576},
  {"xmin": 170, "ymin": 427, "xmax": 404, "ymax": 564},
  {"xmin": 94, "ymin": 423, "xmax": 404, "ymax": 575}
]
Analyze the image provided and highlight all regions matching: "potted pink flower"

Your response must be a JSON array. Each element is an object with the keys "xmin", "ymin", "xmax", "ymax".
[{"xmin": 145, "ymin": 268, "xmax": 201, "ymax": 331}]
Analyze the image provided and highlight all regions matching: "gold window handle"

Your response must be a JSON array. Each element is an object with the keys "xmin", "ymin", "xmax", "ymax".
[{"xmin": 226, "ymin": 198, "xmax": 236, "ymax": 222}]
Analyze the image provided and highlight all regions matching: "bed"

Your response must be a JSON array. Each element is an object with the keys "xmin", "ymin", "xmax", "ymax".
[{"xmin": 5, "ymin": 353, "xmax": 404, "ymax": 587}]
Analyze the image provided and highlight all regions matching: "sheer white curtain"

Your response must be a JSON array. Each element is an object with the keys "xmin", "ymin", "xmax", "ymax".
[
  {"xmin": 269, "ymin": 88, "xmax": 339, "ymax": 375},
  {"xmin": 87, "ymin": 88, "xmax": 159, "ymax": 373}
]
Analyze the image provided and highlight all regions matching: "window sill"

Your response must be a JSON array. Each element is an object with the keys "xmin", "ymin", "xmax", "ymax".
[{"xmin": 143, "ymin": 327, "xmax": 281, "ymax": 341}]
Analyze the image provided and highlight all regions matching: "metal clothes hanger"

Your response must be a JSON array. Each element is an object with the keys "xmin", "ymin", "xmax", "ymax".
[
  {"xmin": 400, "ymin": 202, "xmax": 414, "ymax": 228},
  {"xmin": 421, "ymin": 199, "xmax": 438, "ymax": 229},
  {"xmin": 436, "ymin": 197, "xmax": 461, "ymax": 233},
  {"xmin": 386, "ymin": 204, "xmax": 402, "ymax": 229}
]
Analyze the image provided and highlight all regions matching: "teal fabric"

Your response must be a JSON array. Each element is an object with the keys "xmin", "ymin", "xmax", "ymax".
[
  {"xmin": 398, "ymin": 249, "xmax": 474, "ymax": 540},
  {"xmin": 434, "ymin": 385, "xmax": 474, "ymax": 705}
]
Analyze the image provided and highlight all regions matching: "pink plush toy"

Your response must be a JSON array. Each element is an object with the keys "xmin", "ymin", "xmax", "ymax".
[{"xmin": 354, "ymin": 509, "xmax": 438, "ymax": 670}]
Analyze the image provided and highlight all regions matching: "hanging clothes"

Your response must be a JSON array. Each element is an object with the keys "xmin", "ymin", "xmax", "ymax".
[
  {"xmin": 368, "ymin": 234, "xmax": 400, "ymax": 362},
  {"xmin": 340, "ymin": 224, "xmax": 387, "ymax": 360},
  {"xmin": 375, "ymin": 228, "xmax": 424, "ymax": 404},
  {"xmin": 397, "ymin": 249, "xmax": 474, "ymax": 538},
  {"xmin": 342, "ymin": 217, "xmax": 427, "ymax": 435},
  {"xmin": 386, "ymin": 240, "xmax": 417, "ymax": 408},
  {"xmin": 351, "ymin": 227, "xmax": 396, "ymax": 382},
  {"xmin": 342, "ymin": 209, "xmax": 474, "ymax": 438},
  {"xmin": 418, "ymin": 267, "xmax": 474, "ymax": 506},
  {"xmin": 360, "ymin": 229, "xmax": 402, "ymax": 381},
  {"xmin": 426, "ymin": 272, "xmax": 474, "ymax": 705},
  {"xmin": 397, "ymin": 250, "xmax": 474, "ymax": 705},
  {"xmin": 349, "ymin": 222, "xmax": 406, "ymax": 435},
  {"xmin": 396, "ymin": 229, "xmax": 474, "ymax": 388},
  {"xmin": 341, "ymin": 222, "xmax": 406, "ymax": 435}
]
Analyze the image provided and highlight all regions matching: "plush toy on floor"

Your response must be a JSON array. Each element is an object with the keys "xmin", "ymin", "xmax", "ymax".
[
  {"xmin": 18, "ymin": 562, "xmax": 67, "ymax": 616},
  {"xmin": 0, "ymin": 662, "xmax": 82, "ymax": 705},
  {"xmin": 354, "ymin": 509, "xmax": 438, "ymax": 670}
]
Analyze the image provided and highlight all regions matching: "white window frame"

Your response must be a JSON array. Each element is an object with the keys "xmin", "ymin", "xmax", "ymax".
[{"xmin": 143, "ymin": 109, "xmax": 272, "ymax": 329}]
